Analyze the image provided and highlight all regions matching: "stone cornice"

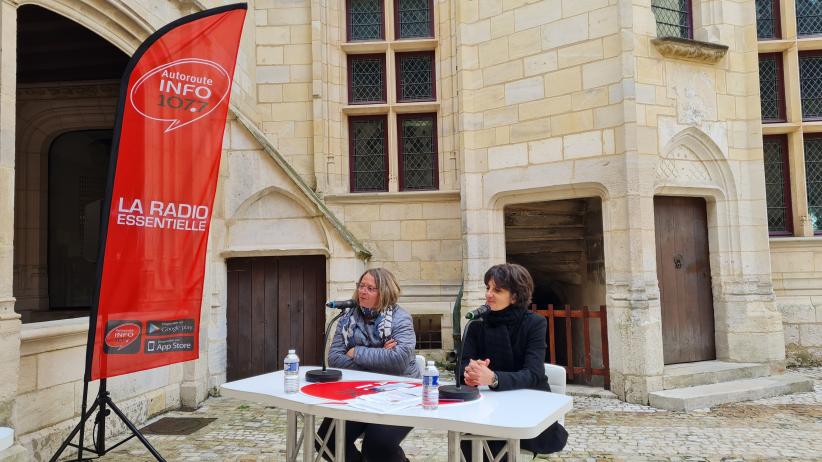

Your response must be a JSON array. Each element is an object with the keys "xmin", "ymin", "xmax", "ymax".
[
  {"xmin": 651, "ymin": 37, "xmax": 729, "ymax": 64},
  {"xmin": 17, "ymin": 80, "xmax": 119, "ymax": 100}
]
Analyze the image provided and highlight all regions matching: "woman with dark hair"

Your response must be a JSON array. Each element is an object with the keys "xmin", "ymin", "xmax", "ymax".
[
  {"xmin": 460, "ymin": 263, "xmax": 568, "ymax": 460},
  {"xmin": 317, "ymin": 267, "xmax": 419, "ymax": 462}
]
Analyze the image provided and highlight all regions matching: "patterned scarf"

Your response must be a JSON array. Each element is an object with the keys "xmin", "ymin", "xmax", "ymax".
[{"xmin": 340, "ymin": 304, "xmax": 395, "ymax": 348}]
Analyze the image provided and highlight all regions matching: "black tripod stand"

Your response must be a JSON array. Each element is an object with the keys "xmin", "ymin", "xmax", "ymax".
[{"xmin": 49, "ymin": 378, "xmax": 165, "ymax": 462}]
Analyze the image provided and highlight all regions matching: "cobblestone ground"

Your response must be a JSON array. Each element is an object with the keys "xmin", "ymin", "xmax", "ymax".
[{"xmin": 93, "ymin": 367, "xmax": 822, "ymax": 462}]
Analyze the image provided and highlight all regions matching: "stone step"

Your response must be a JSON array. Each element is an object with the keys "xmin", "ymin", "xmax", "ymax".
[
  {"xmin": 662, "ymin": 360, "xmax": 771, "ymax": 389},
  {"xmin": 648, "ymin": 373, "xmax": 814, "ymax": 411}
]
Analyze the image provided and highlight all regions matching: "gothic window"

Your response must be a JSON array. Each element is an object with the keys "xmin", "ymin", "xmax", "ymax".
[
  {"xmin": 349, "ymin": 116, "xmax": 388, "ymax": 192},
  {"xmin": 763, "ymin": 136, "xmax": 792, "ymax": 235},
  {"xmin": 398, "ymin": 114, "xmax": 438, "ymax": 191},
  {"xmin": 396, "ymin": 52, "xmax": 435, "ymax": 102},
  {"xmin": 651, "ymin": 0, "xmax": 692, "ymax": 39},
  {"xmin": 805, "ymin": 136, "xmax": 822, "ymax": 233},
  {"xmin": 756, "ymin": 0, "xmax": 781, "ymax": 39},
  {"xmin": 797, "ymin": 0, "xmax": 822, "ymax": 36},
  {"xmin": 759, "ymin": 53, "xmax": 785, "ymax": 122},
  {"xmin": 347, "ymin": 0, "xmax": 383, "ymax": 41},
  {"xmin": 395, "ymin": 0, "xmax": 434, "ymax": 39},
  {"xmin": 348, "ymin": 54, "xmax": 386, "ymax": 104},
  {"xmin": 799, "ymin": 52, "xmax": 822, "ymax": 119}
]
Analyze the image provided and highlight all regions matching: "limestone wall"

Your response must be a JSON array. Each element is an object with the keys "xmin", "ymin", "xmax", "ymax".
[{"xmin": 770, "ymin": 239, "xmax": 822, "ymax": 365}]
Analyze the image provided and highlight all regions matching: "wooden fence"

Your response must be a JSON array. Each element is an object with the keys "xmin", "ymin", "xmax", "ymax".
[{"xmin": 531, "ymin": 304, "xmax": 610, "ymax": 390}]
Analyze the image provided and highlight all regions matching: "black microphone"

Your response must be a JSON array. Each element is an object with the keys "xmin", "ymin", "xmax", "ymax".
[
  {"xmin": 439, "ymin": 305, "xmax": 486, "ymax": 402},
  {"xmin": 325, "ymin": 299, "xmax": 356, "ymax": 309},
  {"xmin": 306, "ymin": 302, "xmax": 352, "ymax": 383},
  {"xmin": 465, "ymin": 304, "xmax": 489, "ymax": 320}
]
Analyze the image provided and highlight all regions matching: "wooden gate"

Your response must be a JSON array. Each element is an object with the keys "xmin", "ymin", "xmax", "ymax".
[
  {"xmin": 226, "ymin": 255, "xmax": 326, "ymax": 381},
  {"xmin": 654, "ymin": 196, "xmax": 716, "ymax": 364}
]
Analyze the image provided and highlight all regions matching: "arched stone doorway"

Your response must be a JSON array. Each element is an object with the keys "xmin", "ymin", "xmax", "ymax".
[{"xmin": 13, "ymin": 5, "xmax": 128, "ymax": 322}]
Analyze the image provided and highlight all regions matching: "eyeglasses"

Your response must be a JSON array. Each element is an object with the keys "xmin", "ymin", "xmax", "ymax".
[{"xmin": 356, "ymin": 283, "xmax": 378, "ymax": 293}]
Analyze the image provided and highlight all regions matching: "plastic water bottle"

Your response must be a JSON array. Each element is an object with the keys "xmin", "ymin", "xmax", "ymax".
[
  {"xmin": 284, "ymin": 349, "xmax": 300, "ymax": 394},
  {"xmin": 422, "ymin": 360, "xmax": 439, "ymax": 410}
]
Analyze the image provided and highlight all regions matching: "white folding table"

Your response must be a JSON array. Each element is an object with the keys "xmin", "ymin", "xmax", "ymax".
[{"xmin": 221, "ymin": 367, "xmax": 572, "ymax": 462}]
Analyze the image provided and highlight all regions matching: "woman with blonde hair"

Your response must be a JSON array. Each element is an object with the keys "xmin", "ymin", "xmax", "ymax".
[{"xmin": 319, "ymin": 267, "xmax": 419, "ymax": 461}]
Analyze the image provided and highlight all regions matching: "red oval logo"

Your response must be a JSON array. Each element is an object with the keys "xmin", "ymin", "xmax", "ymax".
[{"xmin": 105, "ymin": 323, "xmax": 141, "ymax": 350}]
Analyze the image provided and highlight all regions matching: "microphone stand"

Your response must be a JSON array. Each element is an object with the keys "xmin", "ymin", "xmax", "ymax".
[
  {"xmin": 305, "ymin": 308, "xmax": 347, "ymax": 383},
  {"xmin": 438, "ymin": 318, "xmax": 481, "ymax": 401}
]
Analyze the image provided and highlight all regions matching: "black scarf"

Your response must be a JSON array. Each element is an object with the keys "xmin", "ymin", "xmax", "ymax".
[{"xmin": 481, "ymin": 305, "xmax": 526, "ymax": 372}]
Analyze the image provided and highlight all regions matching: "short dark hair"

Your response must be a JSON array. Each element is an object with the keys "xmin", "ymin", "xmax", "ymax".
[{"xmin": 483, "ymin": 263, "xmax": 534, "ymax": 310}]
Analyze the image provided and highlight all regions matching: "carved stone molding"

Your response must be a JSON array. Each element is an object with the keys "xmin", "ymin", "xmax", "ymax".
[
  {"xmin": 17, "ymin": 81, "xmax": 119, "ymax": 100},
  {"xmin": 651, "ymin": 37, "xmax": 729, "ymax": 64}
]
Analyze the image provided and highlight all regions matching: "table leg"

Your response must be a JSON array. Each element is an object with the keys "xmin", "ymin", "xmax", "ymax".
[
  {"xmin": 471, "ymin": 439, "xmax": 482, "ymax": 462},
  {"xmin": 302, "ymin": 414, "xmax": 315, "ymax": 462},
  {"xmin": 286, "ymin": 410, "xmax": 298, "ymax": 462},
  {"xmin": 334, "ymin": 418, "xmax": 346, "ymax": 462},
  {"xmin": 505, "ymin": 439, "xmax": 519, "ymax": 462},
  {"xmin": 447, "ymin": 431, "xmax": 461, "ymax": 462}
]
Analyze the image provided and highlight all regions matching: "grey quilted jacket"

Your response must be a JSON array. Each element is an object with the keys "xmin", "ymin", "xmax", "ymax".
[{"xmin": 327, "ymin": 304, "xmax": 421, "ymax": 378}]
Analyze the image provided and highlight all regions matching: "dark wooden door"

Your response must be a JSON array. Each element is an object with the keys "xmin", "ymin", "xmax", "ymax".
[
  {"xmin": 654, "ymin": 196, "xmax": 716, "ymax": 364},
  {"xmin": 226, "ymin": 255, "xmax": 326, "ymax": 381}
]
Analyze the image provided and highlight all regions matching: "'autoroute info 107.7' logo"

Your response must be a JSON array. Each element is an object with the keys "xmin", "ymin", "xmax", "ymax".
[
  {"xmin": 103, "ymin": 320, "xmax": 142, "ymax": 354},
  {"xmin": 129, "ymin": 58, "xmax": 230, "ymax": 133}
]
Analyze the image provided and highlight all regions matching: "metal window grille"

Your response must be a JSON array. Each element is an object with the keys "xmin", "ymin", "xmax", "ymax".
[
  {"xmin": 799, "ymin": 54, "xmax": 822, "ymax": 119},
  {"xmin": 763, "ymin": 137, "xmax": 790, "ymax": 233},
  {"xmin": 797, "ymin": 0, "xmax": 822, "ymax": 36},
  {"xmin": 756, "ymin": 0, "xmax": 779, "ymax": 39},
  {"xmin": 805, "ymin": 137, "xmax": 822, "ymax": 232},
  {"xmin": 651, "ymin": 0, "xmax": 692, "ymax": 39},
  {"xmin": 350, "ymin": 117, "xmax": 387, "ymax": 192},
  {"xmin": 412, "ymin": 315, "xmax": 442, "ymax": 349},
  {"xmin": 399, "ymin": 115, "xmax": 437, "ymax": 190},
  {"xmin": 349, "ymin": 55, "xmax": 385, "ymax": 103},
  {"xmin": 759, "ymin": 54, "xmax": 784, "ymax": 121},
  {"xmin": 397, "ymin": 0, "xmax": 432, "ymax": 39},
  {"xmin": 397, "ymin": 53, "xmax": 434, "ymax": 102},
  {"xmin": 348, "ymin": 0, "xmax": 382, "ymax": 41}
]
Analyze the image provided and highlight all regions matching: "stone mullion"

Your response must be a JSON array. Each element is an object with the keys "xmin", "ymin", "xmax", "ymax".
[
  {"xmin": 788, "ymin": 131, "xmax": 813, "ymax": 235},
  {"xmin": 780, "ymin": 0, "xmax": 797, "ymax": 40}
]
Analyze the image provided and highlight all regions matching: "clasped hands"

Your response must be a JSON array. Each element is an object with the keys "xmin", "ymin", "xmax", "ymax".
[
  {"xmin": 346, "ymin": 338, "xmax": 397, "ymax": 358},
  {"xmin": 463, "ymin": 358, "xmax": 495, "ymax": 387}
]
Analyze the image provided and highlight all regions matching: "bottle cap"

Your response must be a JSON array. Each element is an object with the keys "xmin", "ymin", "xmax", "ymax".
[
  {"xmin": 427, "ymin": 360, "xmax": 435, "ymax": 367},
  {"xmin": 288, "ymin": 349, "xmax": 296, "ymax": 354}
]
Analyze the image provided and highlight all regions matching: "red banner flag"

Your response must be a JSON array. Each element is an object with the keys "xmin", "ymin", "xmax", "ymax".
[{"xmin": 89, "ymin": 4, "xmax": 247, "ymax": 380}]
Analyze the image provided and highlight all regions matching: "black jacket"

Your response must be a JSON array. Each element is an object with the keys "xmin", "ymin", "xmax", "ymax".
[
  {"xmin": 460, "ymin": 306, "xmax": 567, "ymax": 455},
  {"xmin": 460, "ymin": 306, "xmax": 549, "ymax": 391}
]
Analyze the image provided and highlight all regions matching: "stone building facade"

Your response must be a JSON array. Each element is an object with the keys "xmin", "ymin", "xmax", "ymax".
[
  {"xmin": 0, "ymin": 0, "xmax": 816, "ymax": 459},
  {"xmin": 755, "ymin": 0, "xmax": 822, "ymax": 366}
]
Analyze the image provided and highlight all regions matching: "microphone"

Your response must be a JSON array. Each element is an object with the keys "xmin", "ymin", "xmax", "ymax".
[
  {"xmin": 439, "ymin": 305, "xmax": 486, "ymax": 402},
  {"xmin": 306, "ymin": 301, "xmax": 352, "ymax": 383},
  {"xmin": 465, "ymin": 304, "xmax": 489, "ymax": 320},
  {"xmin": 325, "ymin": 299, "xmax": 356, "ymax": 309}
]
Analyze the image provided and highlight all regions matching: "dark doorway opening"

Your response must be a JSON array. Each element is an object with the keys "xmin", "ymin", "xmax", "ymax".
[{"xmin": 504, "ymin": 198, "xmax": 606, "ymax": 385}]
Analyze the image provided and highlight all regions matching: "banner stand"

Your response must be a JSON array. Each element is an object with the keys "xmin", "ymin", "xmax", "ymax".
[
  {"xmin": 46, "ymin": 4, "xmax": 246, "ymax": 460},
  {"xmin": 49, "ymin": 379, "xmax": 165, "ymax": 462}
]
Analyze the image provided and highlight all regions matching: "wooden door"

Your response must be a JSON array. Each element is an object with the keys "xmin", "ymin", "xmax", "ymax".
[
  {"xmin": 226, "ymin": 255, "xmax": 326, "ymax": 381},
  {"xmin": 654, "ymin": 196, "xmax": 716, "ymax": 364}
]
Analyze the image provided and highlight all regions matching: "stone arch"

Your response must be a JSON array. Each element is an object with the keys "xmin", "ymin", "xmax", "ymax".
[
  {"xmin": 15, "ymin": 0, "xmax": 164, "ymax": 54},
  {"xmin": 654, "ymin": 126, "xmax": 742, "ymax": 274},
  {"xmin": 655, "ymin": 126, "xmax": 739, "ymax": 201},
  {"xmin": 225, "ymin": 186, "xmax": 330, "ymax": 256}
]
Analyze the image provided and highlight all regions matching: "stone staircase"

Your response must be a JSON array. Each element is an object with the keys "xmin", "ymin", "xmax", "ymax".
[{"xmin": 648, "ymin": 361, "xmax": 814, "ymax": 411}]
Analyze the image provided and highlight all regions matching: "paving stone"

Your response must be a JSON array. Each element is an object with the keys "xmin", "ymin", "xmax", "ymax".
[{"xmin": 88, "ymin": 367, "xmax": 822, "ymax": 462}]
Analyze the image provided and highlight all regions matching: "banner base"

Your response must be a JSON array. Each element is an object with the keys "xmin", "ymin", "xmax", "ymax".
[{"xmin": 49, "ymin": 380, "xmax": 165, "ymax": 462}]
